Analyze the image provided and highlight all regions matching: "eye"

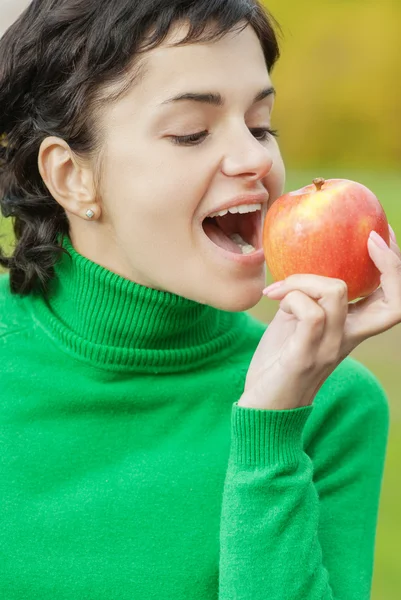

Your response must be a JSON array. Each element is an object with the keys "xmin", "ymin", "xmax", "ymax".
[
  {"xmin": 252, "ymin": 128, "xmax": 279, "ymax": 142},
  {"xmin": 171, "ymin": 128, "xmax": 279, "ymax": 147},
  {"xmin": 171, "ymin": 131, "xmax": 209, "ymax": 146}
]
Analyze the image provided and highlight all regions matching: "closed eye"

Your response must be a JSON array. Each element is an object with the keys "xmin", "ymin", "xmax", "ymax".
[{"xmin": 170, "ymin": 128, "xmax": 279, "ymax": 146}]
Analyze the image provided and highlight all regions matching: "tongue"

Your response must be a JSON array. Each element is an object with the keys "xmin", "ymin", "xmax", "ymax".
[{"xmin": 203, "ymin": 219, "xmax": 243, "ymax": 254}]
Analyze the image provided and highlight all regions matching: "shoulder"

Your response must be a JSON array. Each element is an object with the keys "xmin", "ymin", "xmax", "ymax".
[
  {"xmin": 317, "ymin": 355, "xmax": 388, "ymax": 417},
  {"xmin": 0, "ymin": 272, "xmax": 33, "ymax": 340}
]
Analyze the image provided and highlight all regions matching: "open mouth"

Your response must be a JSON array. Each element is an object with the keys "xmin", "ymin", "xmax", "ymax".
[{"xmin": 202, "ymin": 209, "xmax": 262, "ymax": 255}]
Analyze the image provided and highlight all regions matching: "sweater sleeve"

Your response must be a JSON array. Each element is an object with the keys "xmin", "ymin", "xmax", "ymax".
[{"xmin": 218, "ymin": 360, "xmax": 389, "ymax": 600}]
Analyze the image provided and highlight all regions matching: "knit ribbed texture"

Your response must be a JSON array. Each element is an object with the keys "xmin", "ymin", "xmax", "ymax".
[
  {"xmin": 231, "ymin": 402, "xmax": 312, "ymax": 466},
  {"xmin": 30, "ymin": 236, "xmax": 249, "ymax": 372},
  {"xmin": 0, "ymin": 237, "xmax": 390, "ymax": 600}
]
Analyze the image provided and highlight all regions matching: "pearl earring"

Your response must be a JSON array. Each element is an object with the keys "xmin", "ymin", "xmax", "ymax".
[{"xmin": 85, "ymin": 209, "xmax": 95, "ymax": 219}]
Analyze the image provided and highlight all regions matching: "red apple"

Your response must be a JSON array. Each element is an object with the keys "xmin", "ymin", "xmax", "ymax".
[{"xmin": 262, "ymin": 178, "xmax": 390, "ymax": 302}]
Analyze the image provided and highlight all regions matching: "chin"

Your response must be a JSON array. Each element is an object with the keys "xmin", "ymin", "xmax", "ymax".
[{"xmin": 199, "ymin": 283, "xmax": 265, "ymax": 313}]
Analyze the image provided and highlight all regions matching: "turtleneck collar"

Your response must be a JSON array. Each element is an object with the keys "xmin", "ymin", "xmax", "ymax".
[{"xmin": 30, "ymin": 236, "xmax": 249, "ymax": 373}]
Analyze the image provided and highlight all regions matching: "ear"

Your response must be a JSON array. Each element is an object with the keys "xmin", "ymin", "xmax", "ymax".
[{"xmin": 38, "ymin": 136, "xmax": 101, "ymax": 220}]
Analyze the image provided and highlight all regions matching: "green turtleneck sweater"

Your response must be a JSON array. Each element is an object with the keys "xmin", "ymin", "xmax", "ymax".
[{"xmin": 0, "ymin": 237, "xmax": 389, "ymax": 600}]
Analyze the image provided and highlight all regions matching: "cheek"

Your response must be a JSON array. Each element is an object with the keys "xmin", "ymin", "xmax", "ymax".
[
  {"xmin": 99, "ymin": 137, "xmax": 212, "ymax": 233},
  {"xmin": 101, "ymin": 167, "xmax": 199, "ymax": 241},
  {"xmin": 265, "ymin": 151, "xmax": 285, "ymax": 201}
]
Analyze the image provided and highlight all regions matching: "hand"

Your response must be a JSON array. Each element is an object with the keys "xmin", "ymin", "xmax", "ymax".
[{"xmin": 239, "ymin": 227, "xmax": 401, "ymax": 411}]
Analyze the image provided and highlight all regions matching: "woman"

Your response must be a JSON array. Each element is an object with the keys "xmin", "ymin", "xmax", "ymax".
[{"xmin": 0, "ymin": 1, "xmax": 400, "ymax": 598}]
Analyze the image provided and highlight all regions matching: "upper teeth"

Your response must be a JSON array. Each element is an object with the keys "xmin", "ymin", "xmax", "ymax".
[{"xmin": 208, "ymin": 203, "xmax": 262, "ymax": 219}]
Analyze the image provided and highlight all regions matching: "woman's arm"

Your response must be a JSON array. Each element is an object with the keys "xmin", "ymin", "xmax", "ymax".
[
  {"xmin": 218, "ymin": 228, "xmax": 399, "ymax": 599},
  {"xmin": 218, "ymin": 358, "xmax": 389, "ymax": 599}
]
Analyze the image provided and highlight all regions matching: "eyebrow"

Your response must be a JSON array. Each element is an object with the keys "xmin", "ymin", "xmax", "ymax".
[{"xmin": 159, "ymin": 86, "xmax": 276, "ymax": 107}]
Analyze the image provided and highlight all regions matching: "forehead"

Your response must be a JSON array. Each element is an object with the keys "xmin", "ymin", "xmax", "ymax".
[
  {"xmin": 101, "ymin": 21, "xmax": 274, "ymax": 133},
  {"xmin": 134, "ymin": 22, "xmax": 272, "ymax": 104}
]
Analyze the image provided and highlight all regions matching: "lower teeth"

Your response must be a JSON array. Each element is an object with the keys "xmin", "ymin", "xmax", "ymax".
[{"xmin": 229, "ymin": 233, "xmax": 255, "ymax": 255}]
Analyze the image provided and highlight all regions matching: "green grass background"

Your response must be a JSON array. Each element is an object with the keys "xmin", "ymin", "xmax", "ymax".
[{"xmin": 1, "ymin": 169, "xmax": 400, "ymax": 598}]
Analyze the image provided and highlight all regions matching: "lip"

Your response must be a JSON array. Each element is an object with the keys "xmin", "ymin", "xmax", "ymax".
[
  {"xmin": 201, "ymin": 192, "xmax": 270, "ymax": 221},
  {"xmin": 198, "ymin": 191, "xmax": 269, "ymax": 267},
  {"xmin": 200, "ymin": 206, "xmax": 267, "ymax": 267},
  {"xmin": 202, "ymin": 232, "xmax": 266, "ymax": 266}
]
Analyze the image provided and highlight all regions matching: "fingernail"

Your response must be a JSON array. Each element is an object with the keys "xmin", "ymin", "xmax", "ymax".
[
  {"xmin": 389, "ymin": 225, "xmax": 397, "ymax": 243},
  {"xmin": 369, "ymin": 230, "xmax": 388, "ymax": 249},
  {"xmin": 263, "ymin": 280, "xmax": 284, "ymax": 295}
]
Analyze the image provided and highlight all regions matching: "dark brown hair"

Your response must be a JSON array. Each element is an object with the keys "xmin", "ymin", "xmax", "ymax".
[{"xmin": 0, "ymin": 0, "xmax": 281, "ymax": 295}]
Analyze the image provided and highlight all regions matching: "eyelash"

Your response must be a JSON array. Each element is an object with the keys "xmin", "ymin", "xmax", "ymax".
[{"xmin": 171, "ymin": 128, "xmax": 279, "ymax": 146}]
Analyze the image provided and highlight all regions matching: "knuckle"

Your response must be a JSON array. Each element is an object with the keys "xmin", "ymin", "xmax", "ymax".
[
  {"xmin": 284, "ymin": 275, "xmax": 294, "ymax": 285},
  {"xmin": 394, "ymin": 261, "xmax": 401, "ymax": 276},
  {"xmin": 294, "ymin": 354, "xmax": 317, "ymax": 376},
  {"xmin": 303, "ymin": 358, "xmax": 318, "ymax": 374},
  {"xmin": 319, "ymin": 337, "xmax": 345, "ymax": 369},
  {"xmin": 333, "ymin": 280, "xmax": 348, "ymax": 300},
  {"xmin": 321, "ymin": 351, "xmax": 340, "ymax": 369},
  {"xmin": 306, "ymin": 307, "xmax": 325, "ymax": 327},
  {"xmin": 283, "ymin": 290, "xmax": 303, "ymax": 306},
  {"xmin": 392, "ymin": 307, "xmax": 401, "ymax": 324}
]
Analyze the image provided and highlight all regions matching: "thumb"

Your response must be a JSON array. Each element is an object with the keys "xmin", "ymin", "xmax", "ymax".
[{"xmin": 367, "ymin": 231, "xmax": 401, "ymax": 309}]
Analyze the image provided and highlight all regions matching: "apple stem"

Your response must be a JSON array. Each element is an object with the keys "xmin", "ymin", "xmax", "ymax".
[{"xmin": 313, "ymin": 177, "xmax": 325, "ymax": 191}]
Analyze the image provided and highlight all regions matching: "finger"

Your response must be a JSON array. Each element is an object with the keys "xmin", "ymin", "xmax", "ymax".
[
  {"xmin": 389, "ymin": 224, "xmax": 400, "ymax": 253},
  {"xmin": 388, "ymin": 224, "xmax": 401, "ymax": 259},
  {"xmin": 345, "ymin": 233, "xmax": 401, "ymax": 342},
  {"xmin": 348, "ymin": 230, "xmax": 401, "ymax": 314},
  {"xmin": 347, "ymin": 229, "xmax": 400, "ymax": 314},
  {"xmin": 268, "ymin": 275, "xmax": 348, "ymax": 364},
  {"xmin": 264, "ymin": 274, "xmax": 348, "ymax": 304},
  {"xmin": 389, "ymin": 236, "xmax": 401, "ymax": 260},
  {"xmin": 313, "ymin": 280, "xmax": 348, "ymax": 362},
  {"xmin": 279, "ymin": 290, "xmax": 326, "ymax": 370},
  {"xmin": 367, "ymin": 230, "xmax": 401, "ymax": 312}
]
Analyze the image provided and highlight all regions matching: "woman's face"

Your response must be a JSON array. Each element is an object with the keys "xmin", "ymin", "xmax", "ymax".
[{"xmin": 72, "ymin": 21, "xmax": 285, "ymax": 311}]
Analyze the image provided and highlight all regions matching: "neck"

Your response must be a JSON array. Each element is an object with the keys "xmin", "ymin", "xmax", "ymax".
[{"xmin": 32, "ymin": 236, "xmax": 248, "ymax": 373}]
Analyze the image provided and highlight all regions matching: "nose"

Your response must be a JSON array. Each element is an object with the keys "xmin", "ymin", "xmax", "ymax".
[{"xmin": 221, "ymin": 126, "xmax": 274, "ymax": 181}]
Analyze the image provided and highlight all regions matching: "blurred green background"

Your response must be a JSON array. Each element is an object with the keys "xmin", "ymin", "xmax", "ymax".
[
  {"xmin": 1, "ymin": 0, "xmax": 400, "ymax": 598},
  {"xmin": 252, "ymin": 2, "xmax": 401, "ymax": 598}
]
